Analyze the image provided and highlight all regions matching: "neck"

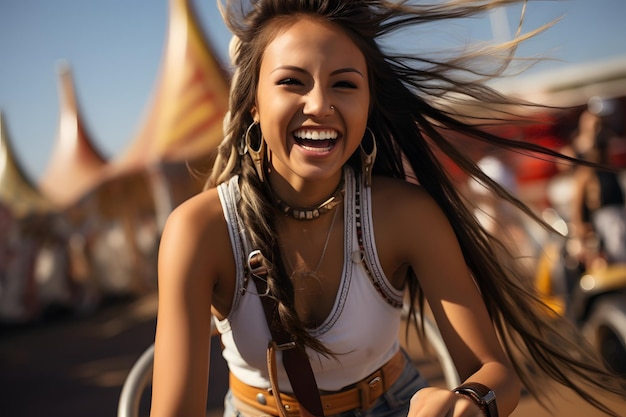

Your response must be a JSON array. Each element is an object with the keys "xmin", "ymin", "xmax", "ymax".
[
  {"xmin": 267, "ymin": 168, "xmax": 344, "ymax": 207},
  {"xmin": 266, "ymin": 169, "xmax": 345, "ymax": 221}
]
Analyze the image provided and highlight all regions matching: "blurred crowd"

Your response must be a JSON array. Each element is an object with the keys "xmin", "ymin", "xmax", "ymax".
[
  {"xmin": 0, "ymin": 198, "xmax": 160, "ymax": 324},
  {"xmin": 463, "ymin": 96, "xmax": 626, "ymax": 375}
]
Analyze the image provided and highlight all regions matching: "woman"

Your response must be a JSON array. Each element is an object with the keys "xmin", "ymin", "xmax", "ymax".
[
  {"xmin": 570, "ymin": 109, "xmax": 626, "ymax": 269},
  {"xmin": 150, "ymin": 1, "xmax": 625, "ymax": 416}
]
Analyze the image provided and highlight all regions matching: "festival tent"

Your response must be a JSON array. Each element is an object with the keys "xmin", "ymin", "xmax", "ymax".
[
  {"xmin": 63, "ymin": 0, "xmax": 231, "ymax": 295},
  {"xmin": 38, "ymin": 63, "xmax": 108, "ymax": 208},
  {"xmin": 493, "ymin": 55, "xmax": 626, "ymax": 109},
  {"xmin": 0, "ymin": 113, "xmax": 55, "ymax": 219},
  {"xmin": 93, "ymin": 0, "xmax": 231, "ymax": 232},
  {"xmin": 109, "ymin": 0, "xmax": 229, "ymax": 175}
]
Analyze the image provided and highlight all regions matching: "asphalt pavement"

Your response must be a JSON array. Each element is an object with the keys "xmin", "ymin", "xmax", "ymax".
[
  {"xmin": 0, "ymin": 293, "xmax": 228, "ymax": 417},
  {"xmin": 1, "ymin": 293, "xmax": 624, "ymax": 417}
]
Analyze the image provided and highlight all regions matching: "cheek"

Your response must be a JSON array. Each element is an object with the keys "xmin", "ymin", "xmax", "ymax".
[
  {"xmin": 349, "ymin": 93, "xmax": 370, "ymax": 121},
  {"xmin": 258, "ymin": 101, "xmax": 294, "ymax": 138},
  {"xmin": 350, "ymin": 102, "xmax": 371, "ymax": 131},
  {"xmin": 352, "ymin": 108, "xmax": 372, "ymax": 148},
  {"xmin": 257, "ymin": 90, "xmax": 296, "ymax": 122},
  {"xmin": 257, "ymin": 105, "xmax": 295, "ymax": 152}
]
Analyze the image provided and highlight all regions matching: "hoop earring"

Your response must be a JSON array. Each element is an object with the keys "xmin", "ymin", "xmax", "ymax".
[
  {"xmin": 245, "ymin": 122, "xmax": 266, "ymax": 182},
  {"xmin": 360, "ymin": 127, "xmax": 377, "ymax": 187}
]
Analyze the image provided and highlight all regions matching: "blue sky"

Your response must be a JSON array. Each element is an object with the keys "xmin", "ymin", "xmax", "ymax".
[{"xmin": 1, "ymin": 0, "xmax": 625, "ymax": 182}]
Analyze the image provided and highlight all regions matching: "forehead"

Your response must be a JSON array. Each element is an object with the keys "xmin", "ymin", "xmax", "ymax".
[{"xmin": 261, "ymin": 16, "xmax": 367, "ymax": 70}]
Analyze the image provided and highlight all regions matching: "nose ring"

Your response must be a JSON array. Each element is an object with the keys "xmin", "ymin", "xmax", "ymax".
[{"xmin": 330, "ymin": 105, "xmax": 335, "ymax": 111}]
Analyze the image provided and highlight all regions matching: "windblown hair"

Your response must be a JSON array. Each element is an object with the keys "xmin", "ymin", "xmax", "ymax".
[{"xmin": 207, "ymin": 1, "xmax": 625, "ymax": 415}]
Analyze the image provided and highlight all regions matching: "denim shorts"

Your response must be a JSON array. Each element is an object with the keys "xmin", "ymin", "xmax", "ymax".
[{"xmin": 223, "ymin": 350, "xmax": 428, "ymax": 417}]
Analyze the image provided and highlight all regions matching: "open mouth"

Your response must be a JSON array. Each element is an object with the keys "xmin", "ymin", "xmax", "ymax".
[{"xmin": 293, "ymin": 129, "xmax": 338, "ymax": 152}]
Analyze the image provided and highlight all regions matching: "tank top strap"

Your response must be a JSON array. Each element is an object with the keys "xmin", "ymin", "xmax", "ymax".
[
  {"xmin": 350, "ymin": 168, "xmax": 404, "ymax": 309},
  {"xmin": 217, "ymin": 175, "xmax": 248, "ymax": 313}
]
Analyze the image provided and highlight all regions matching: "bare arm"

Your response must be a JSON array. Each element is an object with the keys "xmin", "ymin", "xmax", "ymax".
[
  {"xmin": 374, "ymin": 179, "xmax": 521, "ymax": 417},
  {"xmin": 150, "ymin": 189, "xmax": 231, "ymax": 417}
]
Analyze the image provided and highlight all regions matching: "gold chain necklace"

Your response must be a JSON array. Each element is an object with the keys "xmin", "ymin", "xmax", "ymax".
[{"xmin": 283, "ymin": 201, "xmax": 341, "ymax": 280}]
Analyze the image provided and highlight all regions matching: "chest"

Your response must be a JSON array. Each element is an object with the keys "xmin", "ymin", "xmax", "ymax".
[{"xmin": 278, "ymin": 210, "xmax": 346, "ymax": 327}]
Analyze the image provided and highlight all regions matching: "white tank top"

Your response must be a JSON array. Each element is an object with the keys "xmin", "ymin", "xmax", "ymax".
[{"xmin": 216, "ymin": 167, "xmax": 404, "ymax": 392}]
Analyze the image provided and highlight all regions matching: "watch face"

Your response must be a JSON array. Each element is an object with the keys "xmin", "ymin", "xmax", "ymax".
[{"xmin": 483, "ymin": 389, "xmax": 496, "ymax": 405}]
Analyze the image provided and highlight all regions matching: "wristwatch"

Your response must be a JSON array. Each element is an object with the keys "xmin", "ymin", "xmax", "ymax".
[{"xmin": 453, "ymin": 382, "xmax": 498, "ymax": 417}]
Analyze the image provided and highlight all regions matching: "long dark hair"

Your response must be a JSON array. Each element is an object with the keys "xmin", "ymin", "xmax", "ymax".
[{"xmin": 208, "ymin": 1, "xmax": 625, "ymax": 415}]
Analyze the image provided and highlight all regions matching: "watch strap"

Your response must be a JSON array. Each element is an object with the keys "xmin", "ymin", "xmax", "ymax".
[{"xmin": 453, "ymin": 382, "xmax": 498, "ymax": 417}]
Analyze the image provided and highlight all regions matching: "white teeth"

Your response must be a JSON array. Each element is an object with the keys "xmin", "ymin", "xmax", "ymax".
[
  {"xmin": 300, "ymin": 143, "xmax": 333, "ymax": 152},
  {"xmin": 294, "ymin": 130, "xmax": 338, "ymax": 140}
]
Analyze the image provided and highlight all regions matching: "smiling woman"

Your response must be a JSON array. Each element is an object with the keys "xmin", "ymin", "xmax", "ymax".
[
  {"xmin": 148, "ymin": 2, "xmax": 626, "ymax": 417},
  {"xmin": 253, "ymin": 16, "xmax": 370, "ymax": 194}
]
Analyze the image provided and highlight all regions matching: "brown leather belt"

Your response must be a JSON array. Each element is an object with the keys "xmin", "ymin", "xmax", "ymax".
[{"xmin": 230, "ymin": 350, "xmax": 406, "ymax": 416}]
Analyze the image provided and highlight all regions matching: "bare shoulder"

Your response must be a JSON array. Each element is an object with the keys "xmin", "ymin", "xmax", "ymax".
[
  {"xmin": 158, "ymin": 186, "xmax": 235, "ymax": 307},
  {"xmin": 370, "ymin": 176, "xmax": 454, "ymax": 268},
  {"xmin": 162, "ymin": 187, "xmax": 227, "ymax": 250},
  {"xmin": 370, "ymin": 176, "xmax": 444, "ymax": 224}
]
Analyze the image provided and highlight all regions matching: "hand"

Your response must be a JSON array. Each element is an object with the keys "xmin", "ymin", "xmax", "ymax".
[{"xmin": 407, "ymin": 387, "xmax": 484, "ymax": 417}]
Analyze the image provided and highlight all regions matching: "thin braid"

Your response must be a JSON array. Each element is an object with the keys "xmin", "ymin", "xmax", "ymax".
[
  {"xmin": 238, "ymin": 155, "xmax": 331, "ymax": 354},
  {"xmin": 207, "ymin": 30, "xmax": 331, "ymax": 353}
]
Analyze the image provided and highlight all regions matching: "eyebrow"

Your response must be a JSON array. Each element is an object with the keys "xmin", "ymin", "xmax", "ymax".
[{"xmin": 271, "ymin": 65, "xmax": 364, "ymax": 78}]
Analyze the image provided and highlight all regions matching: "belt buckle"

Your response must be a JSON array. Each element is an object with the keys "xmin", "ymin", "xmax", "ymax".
[
  {"xmin": 358, "ymin": 371, "xmax": 384, "ymax": 410},
  {"xmin": 247, "ymin": 250, "xmax": 267, "ymax": 274}
]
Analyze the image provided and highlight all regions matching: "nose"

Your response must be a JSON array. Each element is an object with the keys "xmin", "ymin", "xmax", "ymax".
[{"xmin": 303, "ymin": 85, "xmax": 333, "ymax": 117}]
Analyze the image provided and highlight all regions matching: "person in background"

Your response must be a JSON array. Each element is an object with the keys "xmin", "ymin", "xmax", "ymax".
[
  {"xmin": 150, "ymin": 1, "xmax": 626, "ymax": 417},
  {"xmin": 570, "ymin": 108, "xmax": 626, "ymax": 269}
]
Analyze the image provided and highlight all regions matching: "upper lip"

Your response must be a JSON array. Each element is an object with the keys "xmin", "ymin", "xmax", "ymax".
[{"xmin": 292, "ymin": 127, "xmax": 340, "ymax": 140}]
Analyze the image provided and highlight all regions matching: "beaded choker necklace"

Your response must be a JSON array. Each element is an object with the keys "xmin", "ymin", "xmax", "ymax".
[{"xmin": 269, "ymin": 177, "xmax": 344, "ymax": 221}]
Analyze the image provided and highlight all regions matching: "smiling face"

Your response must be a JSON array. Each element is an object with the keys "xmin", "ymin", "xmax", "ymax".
[{"xmin": 253, "ymin": 16, "xmax": 370, "ymax": 191}]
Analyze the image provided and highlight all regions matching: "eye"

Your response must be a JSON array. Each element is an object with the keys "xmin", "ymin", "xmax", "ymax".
[
  {"xmin": 277, "ymin": 78, "xmax": 303, "ymax": 86},
  {"xmin": 334, "ymin": 80, "xmax": 357, "ymax": 89}
]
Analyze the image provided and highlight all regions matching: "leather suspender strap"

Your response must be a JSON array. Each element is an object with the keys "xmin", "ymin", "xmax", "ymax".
[{"xmin": 248, "ymin": 250, "xmax": 325, "ymax": 417}]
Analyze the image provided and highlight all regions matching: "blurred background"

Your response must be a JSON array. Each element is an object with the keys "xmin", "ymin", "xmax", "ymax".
[{"xmin": 1, "ymin": 0, "xmax": 626, "ymax": 416}]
